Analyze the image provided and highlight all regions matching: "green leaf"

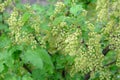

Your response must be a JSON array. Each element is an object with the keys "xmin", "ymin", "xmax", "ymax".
[
  {"xmin": 21, "ymin": 25, "xmax": 34, "ymax": 33},
  {"xmin": 32, "ymin": 4, "xmax": 43, "ymax": 13},
  {"xmin": 37, "ymin": 49, "xmax": 53, "ymax": 66},
  {"xmin": 64, "ymin": 0, "xmax": 71, "ymax": 5},
  {"xmin": 8, "ymin": 45, "xmax": 23, "ymax": 54},
  {"xmin": 53, "ymin": 16, "xmax": 66, "ymax": 25},
  {"xmin": 22, "ymin": 12, "xmax": 31, "ymax": 22},
  {"xmin": 82, "ymin": 30, "xmax": 88, "ymax": 41},
  {"xmin": 21, "ymin": 49, "xmax": 43, "ymax": 69},
  {"xmin": 0, "ymin": 51, "xmax": 12, "ymax": 60},
  {"xmin": 4, "ymin": 74, "xmax": 17, "ymax": 80},
  {"xmin": 103, "ymin": 50, "xmax": 116, "ymax": 65},
  {"xmin": 22, "ymin": 75, "xmax": 33, "ymax": 80},
  {"xmin": 36, "ymin": 48, "xmax": 54, "ymax": 73},
  {"xmin": 95, "ymin": 23, "xmax": 103, "ymax": 32},
  {"xmin": 0, "ymin": 63, "xmax": 4, "ymax": 73},
  {"xmin": 0, "ymin": 35, "xmax": 10, "ymax": 48},
  {"xmin": 5, "ymin": 55, "xmax": 14, "ymax": 68},
  {"xmin": 0, "ymin": 51, "xmax": 14, "ymax": 68},
  {"xmin": 0, "ymin": 51, "xmax": 14, "ymax": 69},
  {"xmin": 0, "ymin": 23, "xmax": 8, "ymax": 30},
  {"xmin": 32, "ymin": 69, "xmax": 46, "ymax": 80},
  {"xmin": 110, "ymin": 65, "xmax": 118, "ymax": 74},
  {"xmin": 0, "ymin": 14, "xmax": 2, "ymax": 22},
  {"xmin": 91, "ymin": 0, "xmax": 97, "ymax": 3},
  {"xmin": 16, "ymin": 3, "xmax": 25, "ymax": 10},
  {"xmin": 70, "ymin": 5, "xmax": 83, "ymax": 16}
]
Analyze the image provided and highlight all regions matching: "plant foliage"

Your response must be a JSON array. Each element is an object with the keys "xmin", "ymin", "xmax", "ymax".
[{"xmin": 0, "ymin": 0, "xmax": 120, "ymax": 80}]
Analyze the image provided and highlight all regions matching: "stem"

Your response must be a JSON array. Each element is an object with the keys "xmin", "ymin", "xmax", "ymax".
[
  {"xmin": 102, "ymin": 45, "xmax": 110, "ymax": 56},
  {"xmin": 84, "ymin": 71, "xmax": 91, "ymax": 80},
  {"xmin": 23, "ymin": 64, "xmax": 32, "ymax": 74},
  {"xmin": 104, "ymin": 60, "xmax": 116, "ymax": 67},
  {"xmin": 19, "ymin": 57, "xmax": 32, "ymax": 74}
]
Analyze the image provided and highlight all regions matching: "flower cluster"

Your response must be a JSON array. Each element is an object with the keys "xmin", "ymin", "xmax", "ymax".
[
  {"xmin": 46, "ymin": 21, "xmax": 69, "ymax": 54},
  {"xmin": 96, "ymin": 0, "xmax": 109, "ymax": 22},
  {"xmin": 109, "ymin": 27, "xmax": 120, "ymax": 67},
  {"xmin": 4, "ymin": 0, "xmax": 119, "ymax": 79},
  {"xmin": 102, "ymin": 20, "xmax": 115, "ymax": 35},
  {"xmin": 63, "ymin": 29, "xmax": 81, "ymax": 56},
  {"xmin": 70, "ymin": 27, "xmax": 104, "ymax": 76},
  {"xmin": 109, "ymin": 0, "xmax": 120, "ymax": 18},
  {"xmin": 0, "ymin": 0, "xmax": 11, "ymax": 12},
  {"xmin": 50, "ymin": 2, "xmax": 65, "ymax": 21},
  {"xmin": 106, "ymin": 0, "xmax": 120, "ymax": 68},
  {"xmin": 7, "ymin": 7, "xmax": 38, "ymax": 49},
  {"xmin": 54, "ymin": 2, "xmax": 65, "ymax": 14},
  {"xmin": 7, "ymin": 8, "xmax": 20, "ymax": 43},
  {"xmin": 45, "ymin": 0, "xmax": 120, "ymax": 79},
  {"xmin": 90, "ymin": 67, "xmax": 112, "ymax": 80}
]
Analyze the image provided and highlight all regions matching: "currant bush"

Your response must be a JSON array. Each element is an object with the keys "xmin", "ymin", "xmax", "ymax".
[{"xmin": 0, "ymin": 0, "xmax": 119, "ymax": 80}]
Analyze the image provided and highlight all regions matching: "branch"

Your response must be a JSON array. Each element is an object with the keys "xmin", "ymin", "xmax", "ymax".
[
  {"xmin": 84, "ymin": 71, "xmax": 91, "ymax": 80},
  {"xmin": 104, "ymin": 60, "xmax": 116, "ymax": 67},
  {"xmin": 23, "ymin": 64, "xmax": 32, "ymax": 74},
  {"xmin": 19, "ymin": 58, "xmax": 32, "ymax": 74},
  {"xmin": 102, "ymin": 45, "xmax": 110, "ymax": 56}
]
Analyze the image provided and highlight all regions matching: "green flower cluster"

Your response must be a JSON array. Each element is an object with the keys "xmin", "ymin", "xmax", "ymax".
[
  {"xmin": 0, "ymin": 0, "xmax": 11, "ymax": 12},
  {"xmin": 46, "ymin": 0, "xmax": 120, "ymax": 79},
  {"xmin": 7, "ymin": 6, "xmax": 41, "ymax": 49},
  {"xmin": 96, "ymin": 0, "xmax": 109, "ymax": 22},
  {"xmin": 54, "ymin": 2, "xmax": 65, "ymax": 14},
  {"xmin": 1, "ymin": 0, "xmax": 119, "ymax": 79},
  {"xmin": 70, "ymin": 24, "xmax": 104, "ymax": 76}
]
